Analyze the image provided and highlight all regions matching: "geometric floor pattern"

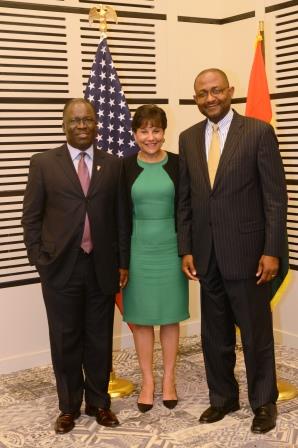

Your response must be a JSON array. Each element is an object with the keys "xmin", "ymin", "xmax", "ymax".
[{"xmin": 0, "ymin": 336, "xmax": 297, "ymax": 447}]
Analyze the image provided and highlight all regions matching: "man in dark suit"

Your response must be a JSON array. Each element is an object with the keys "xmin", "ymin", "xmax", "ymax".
[
  {"xmin": 22, "ymin": 98, "xmax": 129, "ymax": 434},
  {"xmin": 178, "ymin": 69, "xmax": 287, "ymax": 434}
]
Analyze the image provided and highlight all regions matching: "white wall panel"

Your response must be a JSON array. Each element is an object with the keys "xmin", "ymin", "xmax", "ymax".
[{"xmin": 1, "ymin": 0, "xmax": 297, "ymax": 373}]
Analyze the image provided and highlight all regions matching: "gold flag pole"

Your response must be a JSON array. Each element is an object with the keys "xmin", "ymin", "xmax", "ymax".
[
  {"xmin": 277, "ymin": 380, "xmax": 297, "ymax": 401},
  {"xmin": 88, "ymin": 3, "xmax": 118, "ymax": 35},
  {"xmin": 88, "ymin": 4, "xmax": 134, "ymax": 398},
  {"xmin": 108, "ymin": 369, "xmax": 134, "ymax": 398},
  {"xmin": 259, "ymin": 19, "xmax": 297, "ymax": 402}
]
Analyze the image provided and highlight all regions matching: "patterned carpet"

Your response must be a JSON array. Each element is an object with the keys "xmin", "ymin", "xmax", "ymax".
[{"xmin": 0, "ymin": 336, "xmax": 297, "ymax": 448}]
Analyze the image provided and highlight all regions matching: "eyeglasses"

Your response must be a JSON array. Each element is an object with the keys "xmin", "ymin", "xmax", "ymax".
[
  {"xmin": 195, "ymin": 87, "xmax": 229, "ymax": 100},
  {"xmin": 68, "ymin": 117, "xmax": 96, "ymax": 127}
]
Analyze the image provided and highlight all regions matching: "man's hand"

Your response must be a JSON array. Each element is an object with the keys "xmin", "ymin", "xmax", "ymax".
[
  {"xmin": 256, "ymin": 255, "xmax": 279, "ymax": 285},
  {"xmin": 119, "ymin": 269, "xmax": 128, "ymax": 288},
  {"xmin": 182, "ymin": 255, "xmax": 198, "ymax": 281}
]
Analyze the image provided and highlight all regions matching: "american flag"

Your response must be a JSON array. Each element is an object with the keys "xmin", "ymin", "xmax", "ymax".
[
  {"xmin": 84, "ymin": 36, "xmax": 137, "ymax": 328},
  {"xmin": 84, "ymin": 37, "xmax": 138, "ymax": 157}
]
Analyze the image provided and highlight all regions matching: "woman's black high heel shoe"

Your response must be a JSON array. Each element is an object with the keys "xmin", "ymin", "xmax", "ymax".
[
  {"xmin": 163, "ymin": 398, "xmax": 178, "ymax": 409},
  {"xmin": 163, "ymin": 385, "xmax": 178, "ymax": 409},
  {"xmin": 137, "ymin": 402, "xmax": 153, "ymax": 413}
]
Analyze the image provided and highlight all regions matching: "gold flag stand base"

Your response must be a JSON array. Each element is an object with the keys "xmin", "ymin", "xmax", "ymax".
[
  {"xmin": 108, "ymin": 370, "xmax": 134, "ymax": 398},
  {"xmin": 277, "ymin": 379, "xmax": 298, "ymax": 401}
]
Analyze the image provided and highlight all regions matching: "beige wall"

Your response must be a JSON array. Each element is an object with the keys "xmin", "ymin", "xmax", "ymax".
[
  {"xmin": 0, "ymin": 0, "xmax": 297, "ymax": 373},
  {"xmin": 156, "ymin": 0, "xmax": 298, "ymax": 351}
]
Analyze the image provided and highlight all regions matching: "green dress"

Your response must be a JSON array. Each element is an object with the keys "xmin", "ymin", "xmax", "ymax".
[{"xmin": 123, "ymin": 155, "xmax": 189, "ymax": 325}]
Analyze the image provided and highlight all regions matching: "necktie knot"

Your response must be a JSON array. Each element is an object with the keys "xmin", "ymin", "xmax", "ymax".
[
  {"xmin": 212, "ymin": 123, "xmax": 219, "ymax": 132},
  {"xmin": 78, "ymin": 152, "xmax": 90, "ymax": 196}
]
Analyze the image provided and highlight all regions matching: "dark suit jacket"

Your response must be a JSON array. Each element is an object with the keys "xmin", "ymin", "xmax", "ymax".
[
  {"xmin": 122, "ymin": 151, "xmax": 179, "ymax": 233},
  {"xmin": 22, "ymin": 144, "xmax": 130, "ymax": 293},
  {"xmin": 178, "ymin": 111, "xmax": 288, "ymax": 280}
]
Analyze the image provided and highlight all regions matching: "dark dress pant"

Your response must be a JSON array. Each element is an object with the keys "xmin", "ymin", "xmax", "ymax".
[
  {"xmin": 199, "ymin": 250, "xmax": 278, "ymax": 411},
  {"xmin": 41, "ymin": 250, "xmax": 115, "ymax": 413}
]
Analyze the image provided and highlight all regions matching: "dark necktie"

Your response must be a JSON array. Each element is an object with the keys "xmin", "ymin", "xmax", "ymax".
[
  {"xmin": 208, "ymin": 123, "xmax": 220, "ymax": 187},
  {"xmin": 78, "ymin": 152, "xmax": 93, "ymax": 253}
]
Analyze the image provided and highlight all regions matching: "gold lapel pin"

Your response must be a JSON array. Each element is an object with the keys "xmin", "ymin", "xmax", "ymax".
[{"xmin": 97, "ymin": 165, "xmax": 101, "ymax": 171}]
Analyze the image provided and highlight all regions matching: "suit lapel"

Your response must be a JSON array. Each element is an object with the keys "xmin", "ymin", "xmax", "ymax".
[
  {"xmin": 194, "ymin": 120, "xmax": 210, "ymax": 188},
  {"xmin": 55, "ymin": 145, "xmax": 111, "ymax": 196},
  {"xmin": 88, "ymin": 146, "xmax": 106, "ymax": 196},
  {"xmin": 55, "ymin": 144, "xmax": 83, "ymax": 193},
  {"xmin": 213, "ymin": 111, "xmax": 244, "ymax": 189}
]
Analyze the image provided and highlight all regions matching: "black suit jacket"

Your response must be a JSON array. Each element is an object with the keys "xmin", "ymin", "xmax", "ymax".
[
  {"xmin": 178, "ymin": 111, "xmax": 288, "ymax": 280},
  {"xmin": 22, "ymin": 144, "xmax": 130, "ymax": 292}
]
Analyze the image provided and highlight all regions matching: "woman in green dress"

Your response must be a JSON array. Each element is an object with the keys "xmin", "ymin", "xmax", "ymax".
[{"xmin": 123, "ymin": 105, "xmax": 189, "ymax": 412}]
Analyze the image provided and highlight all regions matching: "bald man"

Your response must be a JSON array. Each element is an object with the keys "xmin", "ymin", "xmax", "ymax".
[
  {"xmin": 22, "ymin": 98, "xmax": 129, "ymax": 434},
  {"xmin": 178, "ymin": 69, "xmax": 287, "ymax": 434}
]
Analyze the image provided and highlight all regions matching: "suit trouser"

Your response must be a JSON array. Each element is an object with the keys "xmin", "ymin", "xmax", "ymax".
[
  {"xmin": 41, "ymin": 250, "xmax": 115, "ymax": 413},
  {"xmin": 199, "ymin": 251, "xmax": 278, "ymax": 411}
]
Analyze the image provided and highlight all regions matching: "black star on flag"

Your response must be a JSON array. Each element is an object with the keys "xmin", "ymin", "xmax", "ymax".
[{"xmin": 84, "ymin": 37, "xmax": 138, "ymax": 157}]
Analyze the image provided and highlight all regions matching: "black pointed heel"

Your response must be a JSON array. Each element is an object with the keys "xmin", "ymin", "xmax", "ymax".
[
  {"xmin": 137, "ymin": 402, "xmax": 153, "ymax": 413},
  {"xmin": 163, "ymin": 399, "xmax": 178, "ymax": 409}
]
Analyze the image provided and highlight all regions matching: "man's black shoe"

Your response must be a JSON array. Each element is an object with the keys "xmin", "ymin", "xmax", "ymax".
[
  {"xmin": 54, "ymin": 411, "xmax": 81, "ymax": 434},
  {"xmin": 251, "ymin": 403, "xmax": 277, "ymax": 434},
  {"xmin": 199, "ymin": 403, "xmax": 240, "ymax": 423},
  {"xmin": 85, "ymin": 405, "xmax": 119, "ymax": 427}
]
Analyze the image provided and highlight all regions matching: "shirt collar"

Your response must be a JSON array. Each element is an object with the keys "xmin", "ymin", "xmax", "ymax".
[
  {"xmin": 67, "ymin": 143, "xmax": 94, "ymax": 162},
  {"xmin": 207, "ymin": 109, "xmax": 234, "ymax": 131}
]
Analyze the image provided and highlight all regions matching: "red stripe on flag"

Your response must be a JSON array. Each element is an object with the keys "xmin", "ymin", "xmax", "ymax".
[
  {"xmin": 115, "ymin": 292, "xmax": 134, "ymax": 332},
  {"xmin": 245, "ymin": 30, "xmax": 290, "ymax": 305},
  {"xmin": 245, "ymin": 36, "xmax": 272, "ymax": 123}
]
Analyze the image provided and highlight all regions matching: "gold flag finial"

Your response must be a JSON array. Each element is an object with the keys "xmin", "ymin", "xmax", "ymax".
[{"xmin": 89, "ymin": 4, "xmax": 118, "ymax": 35}]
